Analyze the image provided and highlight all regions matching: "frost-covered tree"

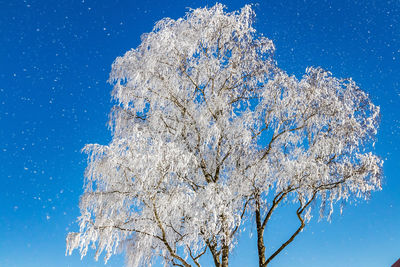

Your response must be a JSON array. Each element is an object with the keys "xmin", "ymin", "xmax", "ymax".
[{"xmin": 66, "ymin": 4, "xmax": 382, "ymax": 267}]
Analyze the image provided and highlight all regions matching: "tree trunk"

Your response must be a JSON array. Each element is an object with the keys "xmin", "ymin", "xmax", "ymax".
[
  {"xmin": 257, "ymin": 228, "xmax": 266, "ymax": 266},
  {"xmin": 206, "ymin": 240, "xmax": 221, "ymax": 267},
  {"xmin": 221, "ymin": 244, "xmax": 229, "ymax": 267},
  {"xmin": 256, "ymin": 206, "xmax": 266, "ymax": 267},
  {"xmin": 211, "ymin": 252, "xmax": 221, "ymax": 267}
]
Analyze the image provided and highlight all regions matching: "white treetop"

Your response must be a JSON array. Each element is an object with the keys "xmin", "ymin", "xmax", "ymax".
[{"xmin": 67, "ymin": 4, "xmax": 382, "ymax": 267}]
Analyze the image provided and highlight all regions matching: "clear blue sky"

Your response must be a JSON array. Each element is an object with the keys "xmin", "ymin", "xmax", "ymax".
[{"xmin": 1, "ymin": 0, "xmax": 399, "ymax": 266}]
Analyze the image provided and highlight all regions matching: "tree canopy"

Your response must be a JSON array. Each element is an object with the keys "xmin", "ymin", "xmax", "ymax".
[{"xmin": 67, "ymin": 4, "xmax": 382, "ymax": 267}]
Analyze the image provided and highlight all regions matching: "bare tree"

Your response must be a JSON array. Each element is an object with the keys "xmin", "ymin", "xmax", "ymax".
[{"xmin": 67, "ymin": 4, "xmax": 382, "ymax": 267}]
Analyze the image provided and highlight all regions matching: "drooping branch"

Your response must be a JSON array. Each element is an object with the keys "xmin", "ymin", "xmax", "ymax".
[{"xmin": 94, "ymin": 224, "xmax": 161, "ymax": 241}]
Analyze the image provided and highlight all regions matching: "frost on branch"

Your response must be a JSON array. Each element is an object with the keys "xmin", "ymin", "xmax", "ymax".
[{"xmin": 67, "ymin": 3, "xmax": 382, "ymax": 267}]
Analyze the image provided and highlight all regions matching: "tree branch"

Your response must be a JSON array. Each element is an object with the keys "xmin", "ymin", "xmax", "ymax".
[
  {"xmin": 263, "ymin": 192, "xmax": 317, "ymax": 266},
  {"xmin": 153, "ymin": 203, "xmax": 192, "ymax": 267},
  {"xmin": 230, "ymin": 197, "xmax": 251, "ymax": 238}
]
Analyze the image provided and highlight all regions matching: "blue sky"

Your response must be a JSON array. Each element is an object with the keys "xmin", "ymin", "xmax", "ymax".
[{"xmin": 0, "ymin": 0, "xmax": 399, "ymax": 266}]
